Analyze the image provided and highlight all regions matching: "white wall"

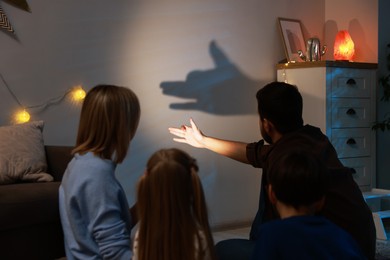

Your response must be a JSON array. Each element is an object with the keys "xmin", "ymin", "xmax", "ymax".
[{"xmin": 0, "ymin": 0, "xmax": 378, "ymax": 227}]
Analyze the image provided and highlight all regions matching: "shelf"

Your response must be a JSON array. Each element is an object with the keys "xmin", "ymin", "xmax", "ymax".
[{"xmin": 276, "ymin": 60, "xmax": 378, "ymax": 70}]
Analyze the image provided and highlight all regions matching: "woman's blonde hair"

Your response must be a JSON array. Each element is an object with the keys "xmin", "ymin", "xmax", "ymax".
[
  {"xmin": 73, "ymin": 84, "xmax": 140, "ymax": 163},
  {"xmin": 136, "ymin": 148, "xmax": 216, "ymax": 260}
]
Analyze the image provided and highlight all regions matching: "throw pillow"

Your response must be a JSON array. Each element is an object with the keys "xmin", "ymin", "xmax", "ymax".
[{"xmin": 0, "ymin": 121, "xmax": 53, "ymax": 184}]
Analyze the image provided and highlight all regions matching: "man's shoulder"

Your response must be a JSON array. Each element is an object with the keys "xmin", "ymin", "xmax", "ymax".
[
  {"xmin": 277, "ymin": 125, "xmax": 328, "ymax": 146},
  {"xmin": 270, "ymin": 125, "xmax": 340, "ymax": 165},
  {"xmin": 299, "ymin": 124, "xmax": 325, "ymax": 136}
]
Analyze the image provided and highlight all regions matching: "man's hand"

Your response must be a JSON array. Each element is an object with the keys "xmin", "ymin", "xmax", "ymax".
[
  {"xmin": 168, "ymin": 118, "xmax": 205, "ymax": 148},
  {"xmin": 169, "ymin": 118, "xmax": 250, "ymax": 163}
]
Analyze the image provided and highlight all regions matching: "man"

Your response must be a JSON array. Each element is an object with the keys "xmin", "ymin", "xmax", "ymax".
[{"xmin": 169, "ymin": 81, "xmax": 376, "ymax": 260}]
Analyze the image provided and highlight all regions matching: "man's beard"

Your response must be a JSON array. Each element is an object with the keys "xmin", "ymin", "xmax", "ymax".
[{"xmin": 260, "ymin": 125, "xmax": 273, "ymax": 144}]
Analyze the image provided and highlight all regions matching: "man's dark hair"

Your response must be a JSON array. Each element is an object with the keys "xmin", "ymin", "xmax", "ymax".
[
  {"xmin": 267, "ymin": 150, "xmax": 329, "ymax": 209},
  {"xmin": 256, "ymin": 81, "xmax": 303, "ymax": 133}
]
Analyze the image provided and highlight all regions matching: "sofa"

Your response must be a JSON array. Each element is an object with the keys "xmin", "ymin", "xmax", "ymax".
[{"xmin": 0, "ymin": 121, "xmax": 73, "ymax": 260}]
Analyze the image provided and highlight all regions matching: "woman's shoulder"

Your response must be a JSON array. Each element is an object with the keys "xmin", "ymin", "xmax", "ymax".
[
  {"xmin": 71, "ymin": 152, "xmax": 115, "ymax": 174},
  {"xmin": 63, "ymin": 152, "xmax": 117, "ymax": 188},
  {"xmin": 74, "ymin": 152, "xmax": 114, "ymax": 166}
]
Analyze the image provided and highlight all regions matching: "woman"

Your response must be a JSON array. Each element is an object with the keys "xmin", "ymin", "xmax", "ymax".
[{"xmin": 59, "ymin": 84, "xmax": 141, "ymax": 259}]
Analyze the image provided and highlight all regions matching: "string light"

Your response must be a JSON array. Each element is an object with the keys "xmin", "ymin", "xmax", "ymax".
[
  {"xmin": 14, "ymin": 109, "xmax": 30, "ymax": 124},
  {"xmin": 282, "ymin": 62, "xmax": 290, "ymax": 83},
  {"xmin": 70, "ymin": 85, "xmax": 86, "ymax": 102},
  {"xmin": 1, "ymin": 72, "xmax": 86, "ymax": 124}
]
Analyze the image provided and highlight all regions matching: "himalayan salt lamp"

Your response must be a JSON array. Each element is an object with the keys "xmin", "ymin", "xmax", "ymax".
[{"xmin": 333, "ymin": 30, "xmax": 355, "ymax": 61}]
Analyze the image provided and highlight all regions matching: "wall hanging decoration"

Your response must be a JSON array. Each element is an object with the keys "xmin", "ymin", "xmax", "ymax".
[
  {"xmin": 3, "ymin": 0, "xmax": 30, "ymax": 12},
  {"xmin": 0, "ymin": 6, "xmax": 13, "ymax": 33},
  {"xmin": 0, "ymin": 0, "xmax": 30, "ymax": 35},
  {"xmin": 278, "ymin": 18, "xmax": 306, "ymax": 63}
]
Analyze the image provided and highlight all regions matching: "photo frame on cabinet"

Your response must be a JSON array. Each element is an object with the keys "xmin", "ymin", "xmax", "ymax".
[{"xmin": 278, "ymin": 18, "xmax": 305, "ymax": 62}]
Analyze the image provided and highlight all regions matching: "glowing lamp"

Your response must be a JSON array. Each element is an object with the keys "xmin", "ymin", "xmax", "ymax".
[
  {"xmin": 70, "ymin": 86, "xmax": 86, "ymax": 102},
  {"xmin": 333, "ymin": 30, "xmax": 355, "ymax": 61},
  {"xmin": 14, "ymin": 109, "xmax": 30, "ymax": 124}
]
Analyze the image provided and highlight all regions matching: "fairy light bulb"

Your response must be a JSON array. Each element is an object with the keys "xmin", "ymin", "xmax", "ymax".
[
  {"xmin": 14, "ymin": 109, "xmax": 30, "ymax": 124},
  {"xmin": 71, "ymin": 86, "xmax": 86, "ymax": 102}
]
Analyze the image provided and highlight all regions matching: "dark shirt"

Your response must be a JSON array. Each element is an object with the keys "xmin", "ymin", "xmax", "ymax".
[
  {"xmin": 252, "ymin": 215, "xmax": 367, "ymax": 260},
  {"xmin": 246, "ymin": 125, "xmax": 376, "ymax": 260}
]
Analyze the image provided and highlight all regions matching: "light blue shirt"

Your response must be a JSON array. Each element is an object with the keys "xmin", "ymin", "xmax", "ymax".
[{"xmin": 59, "ymin": 152, "xmax": 132, "ymax": 260}]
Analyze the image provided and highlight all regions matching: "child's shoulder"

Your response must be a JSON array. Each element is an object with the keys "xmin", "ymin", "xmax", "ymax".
[{"xmin": 260, "ymin": 215, "xmax": 329, "ymax": 233}]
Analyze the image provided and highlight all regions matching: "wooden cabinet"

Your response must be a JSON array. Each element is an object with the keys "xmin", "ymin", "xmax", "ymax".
[{"xmin": 276, "ymin": 61, "xmax": 377, "ymax": 191}]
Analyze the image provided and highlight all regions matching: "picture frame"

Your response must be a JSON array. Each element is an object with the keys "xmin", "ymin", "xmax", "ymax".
[{"xmin": 278, "ymin": 18, "xmax": 305, "ymax": 62}]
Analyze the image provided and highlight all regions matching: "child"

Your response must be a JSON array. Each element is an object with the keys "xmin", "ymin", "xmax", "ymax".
[
  {"xmin": 133, "ymin": 148, "xmax": 216, "ymax": 260},
  {"xmin": 59, "ymin": 84, "xmax": 141, "ymax": 259},
  {"xmin": 252, "ymin": 150, "xmax": 366, "ymax": 260}
]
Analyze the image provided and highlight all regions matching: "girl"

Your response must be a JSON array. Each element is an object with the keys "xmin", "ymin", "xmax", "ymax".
[
  {"xmin": 59, "ymin": 84, "xmax": 140, "ymax": 259},
  {"xmin": 133, "ymin": 148, "xmax": 216, "ymax": 260}
]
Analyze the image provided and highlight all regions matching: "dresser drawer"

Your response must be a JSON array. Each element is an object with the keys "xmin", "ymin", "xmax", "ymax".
[
  {"xmin": 330, "ymin": 68, "xmax": 373, "ymax": 98},
  {"xmin": 331, "ymin": 98, "xmax": 371, "ymax": 128},
  {"xmin": 339, "ymin": 157, "xmax": 371, "ymax": 187},
  {"xmin": 331, "ymin": 128, "xmax": 371, "ymax": 158}
]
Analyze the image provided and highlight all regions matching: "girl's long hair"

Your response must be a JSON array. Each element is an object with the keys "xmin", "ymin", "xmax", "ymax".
[{"xmin": 136, "ymin": 148, "xmax": 216, "ymax": 260}]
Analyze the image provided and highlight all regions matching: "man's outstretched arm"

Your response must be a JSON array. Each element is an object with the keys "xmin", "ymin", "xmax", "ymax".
[{"xmin": 169, "ymin": 118, "xmax": 249, "ymax": 164}]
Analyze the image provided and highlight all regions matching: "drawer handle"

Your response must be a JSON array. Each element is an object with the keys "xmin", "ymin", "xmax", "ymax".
[
  {"xmin": 350, "ymin": 168, "xmax": 357, "ymax": 174},
  {"xmin": 346, "ymin": 138, "xmax": 356, "ymax": 145},
  {"xmin": 346, "ymin": 78, "xmax": 356, "ymax": 85},
  {"xmin": 346, "ymin": 108, "xmax": 356, "ymax": 115}
]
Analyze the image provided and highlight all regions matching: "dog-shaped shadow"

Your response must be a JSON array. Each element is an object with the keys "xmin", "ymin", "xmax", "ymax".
[{"xmin": 160, "ymin": 41, "xmax": 264, "ymax": 115}]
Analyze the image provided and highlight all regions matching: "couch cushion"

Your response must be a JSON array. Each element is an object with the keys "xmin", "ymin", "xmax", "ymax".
[
  {"xmin": 0, "ymin": 121, "xmax": 53, "ymax": 184},
  {"xmin": 0, "ymin": 182, "xmax": 61, "ymax": 231}
]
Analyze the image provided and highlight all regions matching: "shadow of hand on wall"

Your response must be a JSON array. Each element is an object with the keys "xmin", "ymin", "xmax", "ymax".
[{"xmin": 160, "ymin": 41, "xmax": 263, "ymax": 115}]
